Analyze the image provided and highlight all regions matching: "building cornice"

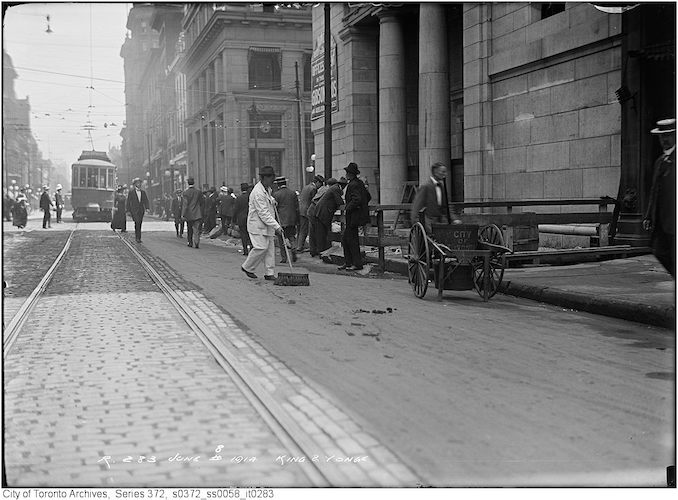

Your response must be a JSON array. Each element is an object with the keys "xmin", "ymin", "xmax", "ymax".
[{"xmin": 182, "ymin": 11, "xmax": 311, "ymax": 68}]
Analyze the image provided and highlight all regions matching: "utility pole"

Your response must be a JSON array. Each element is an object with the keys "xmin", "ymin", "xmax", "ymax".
[
  {"xmin": 294, "ymin": 61, "xmax": 305, "ymax": 190},
  {"xmin": 250, "ymin": 101, "xmax": 259, "ymax": 184},
  {"xmin": 323, "ymin": 2, "xmax": 332, "ymax": 180}
]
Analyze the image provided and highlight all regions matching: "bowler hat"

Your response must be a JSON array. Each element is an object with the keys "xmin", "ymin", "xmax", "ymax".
[
  {"xmin": 187, "ymin": 177, "xmax": 195, "ymax": 185},
  {"xmin": 259, "ymin": 165, "xmax": 276, "ymax": 177},
  {"xmin": 326, "ymin": 178, "xmax": 338, "ymax": 186},
  {"xmin": 240, "ymin": 183, "xmax": 250, "ymax": 191},
  {"xmin": 651, "ymin": 118, "xmax": 676, "ymax": 134},
  {"xmin": 313, "ymin": 175, "xmax": 325, "ymax": 184},
  {"xmin": 344, "ymin": 162, "xmax": 360, "ymax": 175}
]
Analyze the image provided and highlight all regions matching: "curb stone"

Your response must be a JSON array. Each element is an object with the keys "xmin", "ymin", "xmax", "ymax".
[{"xmin": 498, "ymin": 280, "xmax": 675, "ymax": 329}]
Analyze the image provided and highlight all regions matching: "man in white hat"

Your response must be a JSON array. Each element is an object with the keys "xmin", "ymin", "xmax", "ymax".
[
  {"xmin": 643, "ymin": 118, "xmax": 675, "ymax": 277},
  {"xmin": 54, "ymin": 184, "xmax": 64, "ymax": 223}
]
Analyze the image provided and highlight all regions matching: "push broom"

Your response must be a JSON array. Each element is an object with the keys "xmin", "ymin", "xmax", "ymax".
[{"xmin": 273, "ymin": 204, "xmax": 310, "ymax": 286}]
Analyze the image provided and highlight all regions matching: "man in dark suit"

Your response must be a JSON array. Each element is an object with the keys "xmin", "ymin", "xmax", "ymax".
[
  {"xmin": 643, "ymin": 118, "xmax": 676, "ymax": 277},
  {"xmin": 182, "ymin": 177, "xmax": 205, "ymax": 249},
  {"xmin": 411, "ymin": 161, "xmax": 460, "ymax": 233},
  {"xmin": 40, "ymin": 185, "xmax": 54, "ymax": 229},
  {"xmin": 233, "ymin": 183, "xmax": 252, "ymax": 256},
  {"xmin": 54, "ymin": 184, "xmax": 64, "ymax": 223},
  {"xmin": 340, "ymin": 163, "xmax": 371, "ymax": 271},
  {"xmin": 171, "ymin": 189, "xmax": 184, "ymax": 238},
  {"xmin": 272, "ymin": 176, "xmax": 300, "ymax": 263},
  {"xmin": 125, "ymin": 177, "xmax": 150, "ymax": 243}
]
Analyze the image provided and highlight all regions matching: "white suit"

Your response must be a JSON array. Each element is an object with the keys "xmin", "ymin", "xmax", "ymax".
[{"xmin": 242, "ymin": 181, "xmax": 281, "ymax": 276}]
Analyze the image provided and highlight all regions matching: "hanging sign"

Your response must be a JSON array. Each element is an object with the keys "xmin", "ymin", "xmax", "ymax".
[{"xmin": 310, "ymin": 34, "xmax": 338, "ymax": 120}]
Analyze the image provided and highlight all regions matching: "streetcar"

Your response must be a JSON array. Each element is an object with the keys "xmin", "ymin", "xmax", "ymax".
[{"xmin": 71, "ymin": 150, "xmax": 116, "ymax": 222}]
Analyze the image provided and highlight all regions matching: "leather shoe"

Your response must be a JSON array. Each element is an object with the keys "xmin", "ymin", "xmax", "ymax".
[
  {"xmin": 187, "ymin": 242, "xmax": 193, "ymax": 247},
  {"xmin": 195, "ymin": 244, "xmax": 199, "ymax": 249},
  {"xmin": 264, "ymin": 275, "xmax": 276, "ymax": 281},
  {"xmin": 241, "ymin": 267, "xmax": 257, "ymax": 279}
]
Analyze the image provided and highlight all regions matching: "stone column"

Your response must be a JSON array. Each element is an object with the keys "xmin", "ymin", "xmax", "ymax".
[
  {"xmin": 378, "ymin": 11, "xmax": 407, "ymax": 206},
  {"xmin": 418, "ymin": 3, "xmax": 450, "ymax": 181},
  {"xmin": 214, "ymin": 53, "xmax": 223, "ymax": 93}
]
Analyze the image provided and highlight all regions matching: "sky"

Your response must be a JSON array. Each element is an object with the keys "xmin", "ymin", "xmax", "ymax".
[{"xmin": 3, "ymin": 2, "xmax": 131, "ymax": 166}]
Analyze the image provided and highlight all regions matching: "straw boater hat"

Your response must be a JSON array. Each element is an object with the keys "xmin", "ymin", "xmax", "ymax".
[
  {"xmin": 56, "ymin": 184, "xmax": 62, "ymax": 190},
  {"xmin": 651, "ymin": 118, "xmax": 676, "ymax": 134},
  {"xmin": 274, "ymin": 176, "xmax": 287, "ymax": 186},
  {"xmin": 220, "ymin": 186, "xmax": 229, "ymax": 193}
]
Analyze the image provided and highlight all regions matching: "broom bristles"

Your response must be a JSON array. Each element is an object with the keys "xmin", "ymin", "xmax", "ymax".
[{"xmin": 274, "ymin": 272, "xmax": 310, "ymax": 286}]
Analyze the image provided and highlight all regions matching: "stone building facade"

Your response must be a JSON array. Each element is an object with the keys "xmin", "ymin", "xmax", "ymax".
[
  {"xmin": 120, "ymin": 4, "xmax": 160, "ymax": 187},
  {"xmin": 179, "ymin": 3, "xmax": 313, "ymax": 190},
  {"xmin": 312, "ymin": 2, "xmax": 674, "ymax": 237}
]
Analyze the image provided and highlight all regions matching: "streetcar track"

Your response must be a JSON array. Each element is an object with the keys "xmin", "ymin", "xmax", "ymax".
[
  {"xmin": 117, "ymin": 234, "xmax": 339, "ymax": 487},
  {"xmin": 3, "ymin": 226, "xmax": 78, "ymax": 359}
]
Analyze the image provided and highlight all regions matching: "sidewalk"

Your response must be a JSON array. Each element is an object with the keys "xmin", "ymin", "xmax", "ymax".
[
  {"xmin": 499, "ymin": 254, "xmax": 675, "ymax": 329},
  {"xmin": 363, "ymin": 249, "xmax": 674, "ymax": 329}
]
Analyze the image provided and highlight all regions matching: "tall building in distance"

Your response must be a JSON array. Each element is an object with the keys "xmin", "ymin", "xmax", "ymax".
[
  {"xmin": 179, "ymin": 3, "xmax": 313, "ymax": 190},
  {"xmin": 120, "ymin": 3, "xmax": 159, "ymax": 188}
]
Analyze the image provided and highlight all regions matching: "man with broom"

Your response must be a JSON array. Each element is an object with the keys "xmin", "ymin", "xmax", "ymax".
[{"xmin": 241, "ymin": 165, "xmax": 283, "ymax": 281}]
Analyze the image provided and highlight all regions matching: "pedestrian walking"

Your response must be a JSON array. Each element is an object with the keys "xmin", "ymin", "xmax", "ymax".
[
  {"xmin": 340, "ymin": 163, "xmax": 371, "ymax": 271},
  {"xmin": 54, "ymin": 184, "xmax": 65, "ymax": 223},
  {"xmin": 4, "ymin": 189, "xmax": 14, "ymax": 222},
  {"xmin": 111, "ymin": 185, "xmax": 128, "ymax": 233},
  {"xmin": 272, "ymin": 176, "xmax": 300, "ymax": 263},
  {"xmin": 241, "ymin": 166, "xmax": 283, "ymax": 280},
  {"xmin": 307, "ymin": 178, "xmax": 330, "ymax": 257},
  {"xmin": 218, "ymin": 186, "xmax": 236, "ymax": 235},
  {"xmin": 164, "ymin": 194, "xmax": 172, "ymax": 221},
  {"xmin": 315, "ymin": 178, "xmax": 344, "ymax": 255},
  {"xmin": 182, "ymin": 177, "xmax": 205, "ymax": 249},
  {"xmin": 11, "ymin": 188, "xmax": 28, "ymax": 229},
  {"xmin": 171, "ymin": 189, "xmax": 184, "ymax": 238},
  {"xmin": 40, "ymin": 185, "xmax": 54, "ymax": 229},
  {"xmin": 643, "ymin": 118, "xmax": 676, "ymax": 277},
  {"xmin": 297, "ymin": 175, "xmax": 324, "ymax": 253},
  {"xmin": 411, "ymin": 161, "xmax": 461, "ymax": 233},
  {"xmin": 125, "ymin": 177, "xmax": 150, "ymax": 243},
  {"xmin": 233, "ymin": 183, "xmax": 252, "ymax": 256}
]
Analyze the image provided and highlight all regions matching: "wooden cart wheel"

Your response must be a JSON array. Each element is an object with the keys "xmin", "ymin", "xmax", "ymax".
[
  {"xmin": 407, "ymin": 222, "xmax": 430, "ymax": 298},
  {"xmin": 472, "ymin": 224, "xmax": 506, "ymax": 298}
]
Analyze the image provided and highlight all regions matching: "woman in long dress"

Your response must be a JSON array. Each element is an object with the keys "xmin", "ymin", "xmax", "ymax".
[
  {"xmin": 11, "ymin": 190, "xmax": 28, "ymax": 229},
  {"xmin": 110, "ymin": 185, "xmax": 127, "ymax": 232}
]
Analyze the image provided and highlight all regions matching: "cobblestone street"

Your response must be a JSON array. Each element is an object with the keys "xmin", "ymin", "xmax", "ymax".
[
  {"xmin": 3, "ymin": 225, "xmax": 415, "ymax": 487},
  {"xmin": 2, "ymin": 220, "xmax": 674, "ymax": 487}
]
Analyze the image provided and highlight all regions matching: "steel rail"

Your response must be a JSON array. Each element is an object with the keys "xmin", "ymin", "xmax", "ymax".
[
  {"xmin": 119, "ymin": 236, "xmax": 340, "ymax": 487},
  {"xmin": 3, "ymin": 227, "xmax": 77, "ymax": 359}
]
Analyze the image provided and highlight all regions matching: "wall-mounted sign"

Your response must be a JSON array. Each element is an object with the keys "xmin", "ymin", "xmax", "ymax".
[{"xmin": 311, "ymin": 35, "xmax": 338, "ymax": 120}]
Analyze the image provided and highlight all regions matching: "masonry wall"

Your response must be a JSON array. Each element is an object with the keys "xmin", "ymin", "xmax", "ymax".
[{"xmin": 463, "ymin": 3, "xmax": 623, "ymax": 211}]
